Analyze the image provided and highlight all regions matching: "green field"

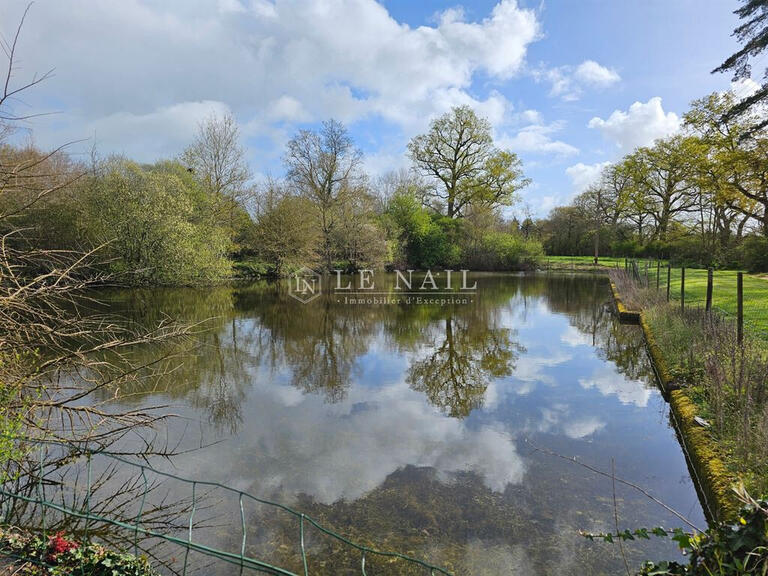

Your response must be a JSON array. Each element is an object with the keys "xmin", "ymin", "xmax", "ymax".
[
  {"xmin": 543, "ymin": 255, "xmax": 634, "ymax": 269},
  {"xmin": 666, "ymin": 267, "xmax": 768, "ymax": 338},
  {"xmin": 545, "ymin": 256, "xmax": 768, "ymax": 338}
]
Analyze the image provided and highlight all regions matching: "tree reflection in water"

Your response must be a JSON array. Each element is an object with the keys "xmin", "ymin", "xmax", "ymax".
[
  {"xmin": 74, "ymin": 273, "xmax": 703, "ymax": 576},
  {"xmin": 407, "ymin": 316, "xmax": 522, "ymax": 418},
  {"xmin": 98, "ymin": 273, "xmax": 652, "ymax": 434}
]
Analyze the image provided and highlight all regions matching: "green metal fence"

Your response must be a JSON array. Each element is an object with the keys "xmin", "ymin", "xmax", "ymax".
[{"xmin": 0, "ymin": 436, "xmax": 453, "ymax": 575}]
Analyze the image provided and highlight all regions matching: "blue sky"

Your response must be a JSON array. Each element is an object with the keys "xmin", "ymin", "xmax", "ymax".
[{"xmin": 2, "ymin": 0, "xmax": 750, "ymax": 216}]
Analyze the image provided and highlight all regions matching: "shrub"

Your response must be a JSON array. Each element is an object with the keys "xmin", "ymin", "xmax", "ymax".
[
  {"xmin": 84, "ymin": 160, "xmax": 231, "ymax": 285},
  {"xmin": 611, "ymin": 238, "xmax": 644, "ymax": 258},
  {"xmin": 584, "ymin": 494, "xmax": 768, "ymax": 575},
  {"xmin": 741, "ymin": 236, "xmax": 768, "ymax": 273},
  {"xmin": 388, "ymin": 193, "xmax": 461, "ymax": 268},
  {"xmin": 0, "ymin": 528, "xmax": 159, "ymax": 576},
  {"xmin": 475, "ymin": 231, "xmax": 544, "ymax": 270},
  {"xmin": 233, "ymin": 258, "xmax": 270, "ymax": 278}
]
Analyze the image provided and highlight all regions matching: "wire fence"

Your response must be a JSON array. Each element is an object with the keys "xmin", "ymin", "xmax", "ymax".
[
  {"xmin": 622, "ymin": 259, "xmax": 768, "ymax": 342},
  {"xmin": 0, "ymin": 436, "xmax": 454, "ymax": 576}
]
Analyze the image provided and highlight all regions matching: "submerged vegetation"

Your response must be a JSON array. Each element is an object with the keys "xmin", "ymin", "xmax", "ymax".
[{"xmin": 1, "ymin": 0, "xmax": 768, "ymax": 573}]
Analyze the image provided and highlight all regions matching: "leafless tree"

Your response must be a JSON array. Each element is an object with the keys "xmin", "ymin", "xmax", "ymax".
[
  {"xmin": 0, "ymin": 9, "xmax": 242, "ymax": 573},
  {"xmin": 0, "ymin": 4, "xmax": 53, "ymax": 125},
  {"xmin": 181, "ymin": 112, "xmax": 252, "ymax": 226},
  {"xmin": 284, "ymin": 119, "xmax": 363, "ymax": 271}
]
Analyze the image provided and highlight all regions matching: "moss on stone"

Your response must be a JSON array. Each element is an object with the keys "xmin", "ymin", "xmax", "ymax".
[
  {"xmin": 668, "ymin": 388, "xmax": 740, "ymax": 522},
  {"xmin": 639, "ymin": 311, "xmax": 739, "ymax": 522},
  {"xmin": 610, "ymin": 281, "xmax": 641, "ymax": 323},
  {"xmin": 608, "ymin": 281, "xmax": 740, "ymax": 523}
]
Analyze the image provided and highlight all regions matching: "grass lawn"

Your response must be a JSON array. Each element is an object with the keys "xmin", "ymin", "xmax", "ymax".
[
  {"xmin": 666, "ymin": 268, "xmax": 768, "ymax": 338},
  {"xmin": 546, "ymin": 255, "xmax": 768, "ymax": 339},
  {"xmin": 543, "ymin": 255, "xmax": 633, "ymax": 269}
]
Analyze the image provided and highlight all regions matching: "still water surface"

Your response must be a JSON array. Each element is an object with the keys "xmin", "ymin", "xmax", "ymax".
[{"xmin": 103, "ymin": 273, "xmax": 705, "ymax": 575}]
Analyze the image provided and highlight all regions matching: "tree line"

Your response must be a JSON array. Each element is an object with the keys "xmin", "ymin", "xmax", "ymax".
[
  {"xmin": 1, "ymin": 105, "xmax": 540, "ymax": 285},
  {"xmin": 258, "ymin": 107, "xmax": 537, "ymax": 276},
  {"xmin": 537, "ymin": 0, "xmax": 768, "ymax": 273},
  {"xmin": 535, "ymin": 88, "xmax": 768, "ymax": 272}
]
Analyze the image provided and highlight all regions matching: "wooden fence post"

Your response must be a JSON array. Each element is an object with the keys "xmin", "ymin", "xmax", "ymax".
[
  {"xmin": 681, "ymin": 267, "xmax": 685, "ymax": 312},
  {"xmin": 666, "ymin": 265, "xmax": 671, "ymax": 301},
  {"xmin": 737, "ymin": 272, "xmax": 744, "ymax": 345},
  {"xmin": 656, "ymin": 260, "xmax": 660, "ymax": 290},
  {"xmin": 706, "ymin": 268, "xmax": 713, "ymax": 312}
]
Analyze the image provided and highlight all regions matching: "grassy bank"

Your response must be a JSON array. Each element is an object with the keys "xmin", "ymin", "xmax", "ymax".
[{"xmin": 609, "ymin": 270, "xmax": 768, "ymax": 522}]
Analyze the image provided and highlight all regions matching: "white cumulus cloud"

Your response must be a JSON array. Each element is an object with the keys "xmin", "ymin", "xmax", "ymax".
[
  {"xmin": 565, "ymin": 161, "xmax": 612, "ymax": 194},
  {"xmin": 574, "ymin": 60, "xmax": 621, "ymax": 87},
  {"xmin": 588, "ymin": 97, "xmax": 680, "ymax": 153},
  {"xmin": 6, "ymin": 0, "xmax": 540, "ymax": 163},
  {"xmin": 500, "ymin": 122, "xmax": 579, "ymax": 156},
  {"xmin": 535, "ymin": 59, "xmax": 620, "ymax": 101}
]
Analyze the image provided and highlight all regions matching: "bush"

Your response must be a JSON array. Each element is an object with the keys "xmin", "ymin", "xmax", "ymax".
[
  {"xmin": 233, "ymin": 258, "xmax": 270, "ymax": 278},
  {"xmin": 0, "ymin": 528, "xmax": 159, "ymax": 576},
  {"xmin": 475, "ymin": 231, "xmax": 544, "ymax": 270},
  {"xmin": 639, "ymin": 496, "xmax": 767, "ymax": 575},
  {"xmin": 388, "ymin": 193, "xmax": 461, "ymax": 268},
  {"xmin": 610, "ymin": 238, "xmax": 644, "ymax": 258},
  {"xmin": 84, "ymin": 160, "xmax": 231, "ymax": 285},
  {"xmin": 742, "ymin": 236, "xmax": 768, "ymax": 273},
  {"xmin": 584, "ymin": 494, "xmax": 768, "ymax": 575}
]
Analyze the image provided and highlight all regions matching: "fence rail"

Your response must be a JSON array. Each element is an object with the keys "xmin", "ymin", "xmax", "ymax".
[{"xmin": 0, "ymin": 436, "xmax": 454, "ymax": 576}]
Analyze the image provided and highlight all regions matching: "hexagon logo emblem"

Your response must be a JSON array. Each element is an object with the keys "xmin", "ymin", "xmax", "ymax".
[{"xmin": 288, "ymin": 266, "xmax": 322, "ymax": 303}]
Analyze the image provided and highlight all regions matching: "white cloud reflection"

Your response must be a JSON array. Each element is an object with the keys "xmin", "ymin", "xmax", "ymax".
[
  {"xmin": 186, "ymin": 377, "xmax": 526, "ymax": 504},
  {"xmin": 579, "ymin": 367, "xmax": 651, "ymax": 407}
]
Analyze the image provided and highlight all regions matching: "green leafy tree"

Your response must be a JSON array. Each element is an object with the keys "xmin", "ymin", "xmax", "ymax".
[
  {"xmin": 683, "ymin": 92, "xmax": 759, "ymax": 255},
  {"xmin": 624, "ymin": 136, "xmax": 701, "ymax": 243},
  {"xmin": 387, "ymin": 190, "xmax": 459, "ymax": 268},
  {"xmin": 253, "ymin": 179, "xmax": 320, "ymax": 276},
  {"xmin": 407, "ymin": 106, "xmax": 529, "ymax": 218},
  {"xmin": 84, "ymin": 159, "xmax": 231, "ymax": 284}
]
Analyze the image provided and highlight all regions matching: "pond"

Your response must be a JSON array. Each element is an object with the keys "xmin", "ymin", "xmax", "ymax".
[{"xmin": 98, "ymin": 272, "xmax": 705, "ymax": 575}]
